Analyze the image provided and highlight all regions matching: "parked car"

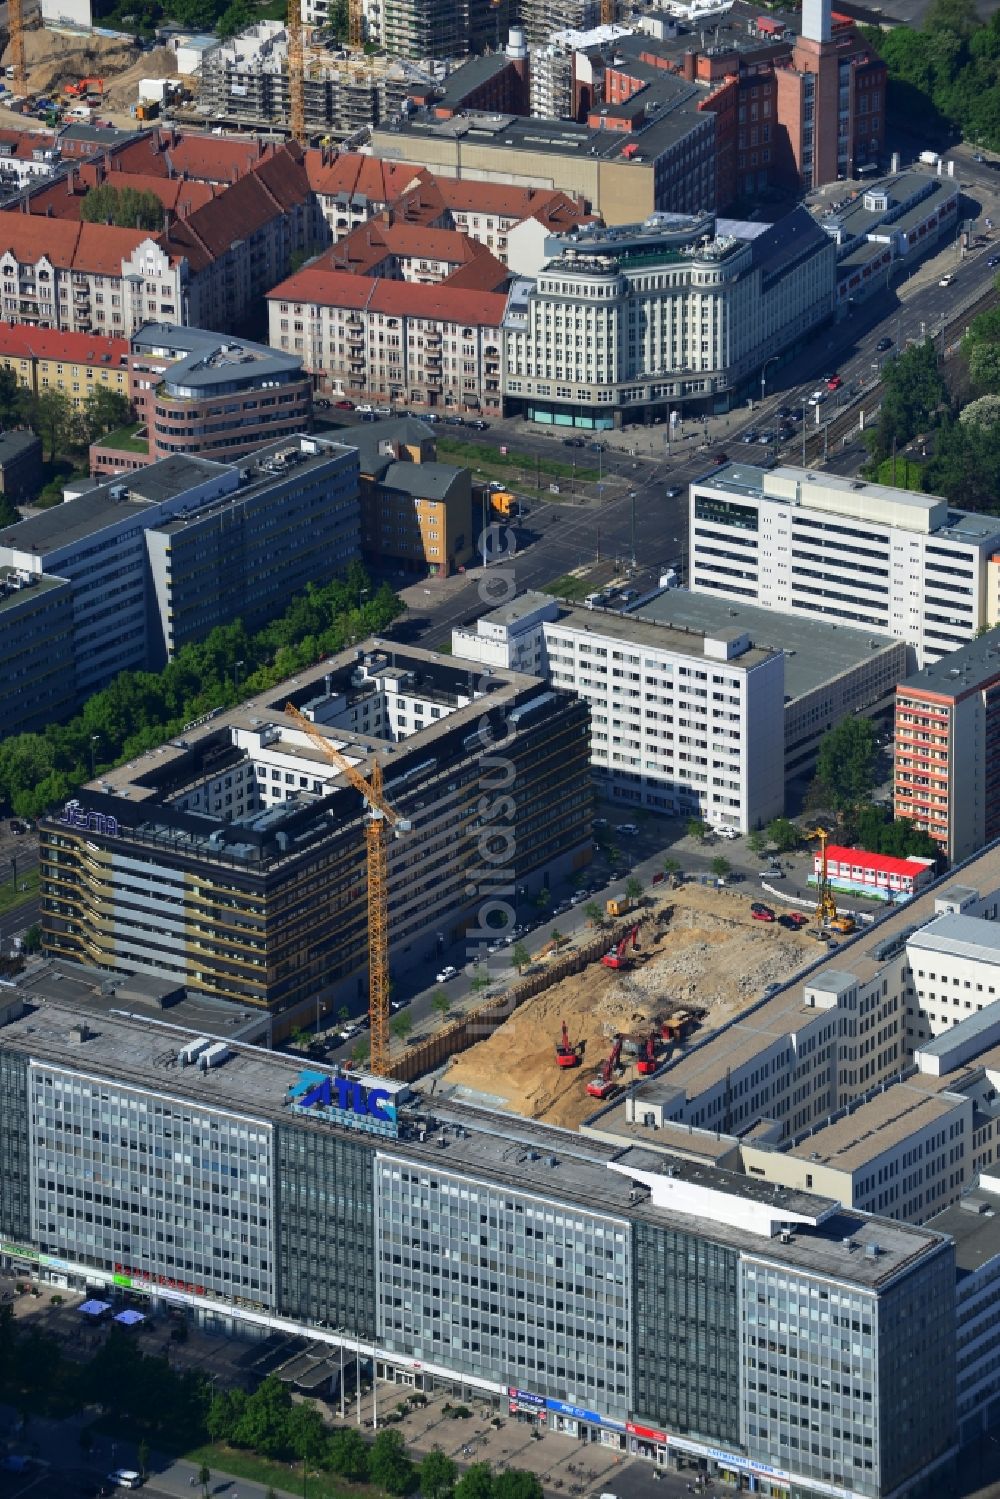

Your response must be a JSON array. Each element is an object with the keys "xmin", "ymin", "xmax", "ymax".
[
  {"xmin": 939, "ymin": 272, "xmax": 955, "ymax": 287},
  {"xmin": 107, "ymin": 1474, "xmax": 143, "ymax": 1492},
  {"xmin": 807, "ymin": 389, "xmax": 827, "ymax": 405},
  {"xmin": 314, "ymin": 396, "xmax": 332, "ymax": 408},
  {"xmin": 616, "ymin": 823, "xmax": 639, "ymax": 835},
  {"xmin": 826, "ymin": 374, "xmax": 843, "ymax": 391},
  {"xmin": 780, "ymin": 912, "xmax": 809, "ymax": 930},
  {"xmin": 989, "ymin": 256, "xmax": 1000, "ymax": 268},
  {"xmin": 664, "ymin": 484, "xmax": 683, "ymax": 498},
  {"xmin": 444, "ymin": 415, "xmax": 466, "ymax": 426},
  {"xmin": 355, "ymin": 403, "xmax": 374, "ymax": 414},
  {"xmin": 469, "ymin": 418, "xmax": 490, "ymax": 429},
  {"xmin": 587, "ymin": 440, "xmax": 607, "ymax": 452},
  {"xmin": 715, "ymin": 826, "xmax": 739, "ymax": 840},
  {"xmin": 751, "ymin": 904, "xmax": 776, "ymax": 922},
  {"xmin": 436, "ymin": 965, "xmax": 458, "ymax": 982},
  {"xmin": 563, "ymin": 436, "xmax": 585, "ymax": 447},
  {"xmin": 333, "ymin": 398, "xmax": 355, "ymax": 409},
  {"xmin": 876, "ymin": 336, "xmax": 893, "ymax": 352}
]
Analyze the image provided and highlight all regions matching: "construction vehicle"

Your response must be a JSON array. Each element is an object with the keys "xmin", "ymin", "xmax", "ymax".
[
  {"xmin": 807, "ymin": 825, "xmax": 855, "ymax": 933},
  {"xmin": 489, "ymin": 490, "xmax": 516, "ymax": 517},
  {"xmin": 636, "ymin": 1034, "xmax": 658, "ymax": 1075},
  {"xmin": 606, "ymin": 894, "xmax": 633, "ymax": 918},
  {"xmin": 555, "ymin": 1020, "xmax": 581, "ymax": 1068},
  {"xmin": 285, "ymin": 701, "xmax": 410, "ymax": 1075},
  {"xmin": 601, "ymin": 925, "xmax": 640, "ymax": 970},
  {"xmin": 586, "ymin": 1035, "xmax": 623, "ymax": 1099},
  {"xmin": 64, "ymin": 77, "xmax": 104, "ymax": 101},
  {"xmin": 660, "ymin": 1010, "xmax": 696, "ymax": 1042}
]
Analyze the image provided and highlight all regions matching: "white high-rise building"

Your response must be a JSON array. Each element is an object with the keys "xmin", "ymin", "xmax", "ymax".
[{"xmin": 689, "ymin": 464, "xmax": 1000, "ymax": 667}]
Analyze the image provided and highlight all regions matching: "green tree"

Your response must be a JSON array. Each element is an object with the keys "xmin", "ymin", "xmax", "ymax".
[
  {"xmin": 746, "ymin": 829, "xmax": 766, "ymax": 855},
  {"xmin": 233, "ymin": 1374, "xmax": 294, "ymax": 1457},
  {"xmin": 710, "ymin": 855, "xmax": 731, "ymax": 879},
  {"xmin": 327, "ymin": 1427, "xmax": 370, "ymax": 1481},
  {"xmin": 420, "ymin": 1449, "xmax": 458, "ymax": 1499},
  {"xmin": 815, "ymin": 718, "xmax": 878, "ymax": 816},
  {"xmin": 866, "ymin": 339, "xmax": 949, "ymax": 465},
  {"xmin": 766, "ymin": 817, "xmax": 801, "ymax": 853},
  {"xmin": 80, "ymin": 385, "xmax": 132, "ymax": 444},
  {"xmin": 80, "ymin": 182, "xmax": 164, "ymax": 231},
  {"xmin": 663, "ymin": 857, "xmax": 681, "ymax": 878},
  {"xmin": 686, "ymin": 817, "xmax": 710, "ymax": 842},
  {"xmin": 493, "ymin": 1473, "xmax": 544, "ymax": 1499},
  {"xmin": 351, "ymin": 1040, "xmax": 369, "ymax": 1067},
  {"xmin": 583, "ymin": 900, "xmax": 603, "ymax": 926},
  {"xmin": 31, "ymin": 388, "xmax": 77, "ymax": 460},
  {"xmin": 535, "ymin": 886, "xmax": 552, "ymax": 911},
  {"xmin": 625, "ymin": 874, "xmax": 644, "ymax": 902},
  {"xmin": 550, "ymin": 927, "xmax": 564, "ymax": 945},
  {"xmin": 454, "ymin": 1461, "xmax": 495, "ymax": 1499},
  {"xmin": 217, "ymin": 0, "xmax": 253, "ymax": 35},
  {"xmin": 206, "ymin": 1386, "xmax": 248, "ymax": 1443},
  {"xmin": 0, "ymin": 366, "xmax": 29, "ymax": 428},
  {"xmin": 469, "ymin": 964, "xmax": 490, "ymax": 991},
  {"xmin": 369, "ymin": 1428, "xmax": 416, "ymax": 1495},
  {"xmin": 390, "ymin": 1011, "xmax": 413, "ymax": 1043},
  {"xmin": 431, "ymin": 991, "xmax": 450, "ymax": 1020},
  {"xmin": 510, "ymin": 941, "xmax": 530, "ymax": 973},
  {"xmin": 22, "ymin": 924, "xmax": 41, "ymax": 954}
]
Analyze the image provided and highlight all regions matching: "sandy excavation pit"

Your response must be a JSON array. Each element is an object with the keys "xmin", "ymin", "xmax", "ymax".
[{"xmin": 437, "ymin": 883, "xmax": 819, "ymax": 1131}]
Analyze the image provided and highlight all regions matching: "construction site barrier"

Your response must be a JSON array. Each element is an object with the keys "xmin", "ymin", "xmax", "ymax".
[{"xmin": 386, "ymin": 914, "xmax": 653, "ymax": 1083}]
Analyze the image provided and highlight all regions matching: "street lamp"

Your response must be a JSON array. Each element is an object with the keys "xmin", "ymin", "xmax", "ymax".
[
  {"xmin": 89, "ymin": 734, "xmax": 99, "ymax": 780},
  {"xmin": 760, "ymin": 356, "xmax": 780, "ymax": 404}
]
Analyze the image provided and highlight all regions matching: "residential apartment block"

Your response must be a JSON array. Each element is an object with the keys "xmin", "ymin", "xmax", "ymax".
[
  {"xmin": 0, "ymin": 323, "xmax": 130, "ymax": 410},
  {"xmin": 893, "ymin": 631, "xmax": 1000, "ymax": 863},
  {"xmin": 502, "ymin": 209, "xmax": 835, "ymax": 425},
  {"xmin": 351, "ymin": 416, "xmax": 475, "ymax": 576},
  {"xmin": 38, "ymin": 644, "xmax": 592, "ymax": 1018},
  {"xmin": 0, "ymin": 435, "xmax": 359, "ymax": 717},
  {"xmin": 453, "ymin": 590, "xmax": 904, "ymax": 824},
  {"xmin": 689, "ymin": 464, "xmax": 1000, "ymax": 667}
]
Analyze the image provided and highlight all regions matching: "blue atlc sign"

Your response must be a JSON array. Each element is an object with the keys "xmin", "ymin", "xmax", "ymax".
[{"xmin": 288, "ymin": 1070, "xmax": 398, "ymax": 1138}]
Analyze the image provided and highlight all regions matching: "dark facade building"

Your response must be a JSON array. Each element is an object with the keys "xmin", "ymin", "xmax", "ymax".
[
  {"xmin": 0, "ymin": 429, "xmax": 42, "ymax": 502},
  {"xmin": 0, "ymin": 990, "xmax": 960, "ymax": 1499},
  {"xmin": 39, "ymin": 643, "xmax": 592, "ymax": 1025}
]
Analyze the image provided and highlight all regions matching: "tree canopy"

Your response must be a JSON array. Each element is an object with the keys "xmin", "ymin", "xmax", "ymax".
[
  {"xmin": 865, "ymin": 339, "xmax": 949, "ymax": 466},
  {"xmin": 846, "ymin": 802, "xmax": 942, "ymax": 861},
  {"xmin": 866, "ymin": 1, "xmax": 1000, "ymax": 148},
  {"xmin": 814, "ymin": 718, "xmax": 879, "ymax": 816},
  {"xmin": 81, "ymin": 183, "xmax": 165, "ymax": 231}
]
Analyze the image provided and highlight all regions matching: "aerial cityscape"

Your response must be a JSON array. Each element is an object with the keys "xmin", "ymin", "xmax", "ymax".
[{"xmin": 1, "ymin": 0, "xmax": 1000, "ymax": 1492}]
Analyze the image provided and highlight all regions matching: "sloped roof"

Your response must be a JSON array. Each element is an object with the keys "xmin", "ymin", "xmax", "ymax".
[
  {"xmin": 317, "ymin": 219, "xmax": 498, "ymax": 277},
  {"xmin": 267, "ymin": 264, "xmax": 507, "ymax": 326},
  {"xmin": 0, "ymin": 216, "xmax": 151, "ymax": 273},
  {"xmin": 0, "ymin": 322, "xmax": 128, "ymax": 367},
  {"xmin": 28, "ymin": 162, "xmax": 218, "ymax": 222},
  {"xmin": 156, "ymin": 142, "xmax": 310, "ymax": 270},
  {"xmin": 304, "ymin": 149, "xmax": 427, "ymax": 203}
]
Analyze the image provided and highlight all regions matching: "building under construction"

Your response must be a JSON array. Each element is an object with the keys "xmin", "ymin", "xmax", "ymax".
[
  {"xmin": 39, "ymin": 642, "xmax": 592, "ymax": 1028},
  {"xmin": 196, "ymin": 23, "xmax": 440, "ymax": 136}
]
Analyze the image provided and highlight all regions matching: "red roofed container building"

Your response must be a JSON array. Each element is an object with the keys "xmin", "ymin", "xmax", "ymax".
[{"xmin": 810, "ymin": 845, "xmax": 937, "ymax": 904}]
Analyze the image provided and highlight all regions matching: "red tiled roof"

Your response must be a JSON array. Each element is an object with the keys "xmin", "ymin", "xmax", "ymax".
[
  {"xmin": 27, "ymin": 162, "xmax": 218, "ymax": 222},
  {"xmin": 304, "ymin": 149, "xmax": 427, "ymax": 203},
  {"xmin": 0, "ymin": 216, "xmax": 151, "ymax": 273},
  {"xmin": 316, "ymin": 219, "xmax": 497, "ymax": 276},
  {"xmin": 442, "ymin": 253, "xmax": 510, "ymax": 292},
  {"xmin": 157, "ymin": 142, "xmax": 311, "ymax": 270},
  {"xmin": 431, "ymin": 178, "xmax": 589, "ymax": 224},
  {"xmin": 0, "ymin": 321, "xmax": 128, "ymax": 366},
  {"xmin": 268, "ymin": 265, "xmax": 507, "ymax": 326},
  {"xmin": 0, "ymin": 127, "xmax": 58, "ymax": 160}
]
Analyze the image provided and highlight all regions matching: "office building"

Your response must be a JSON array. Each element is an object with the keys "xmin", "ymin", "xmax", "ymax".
[
  {"xmin": 453, "ymin": 590, "xmax": 904, "ymax": 821},
  {"xmin": 826, "ymin": 170, "xmax": 960, "ymax": 308},
  {"xmin": 689, "ymin": 464, "xmax": 1000, "ymax": 667},
  {"xmin": 0, "ymin": 985, "xmax": 958, "ymax": 1499},
  {"xmin": 90, "ymin": 324, "xmax": 313, "ymax": 476},
  {"xmin": 893, "ymin": 631, "xmax": 1000, "ymax": 863},
  {"xmin": 502, "ymin": 209, "xmax": 835, "ymax": 426},
  {"xmin": 0, "ymin": 435, "xmax": 359, "ymax": 712},
  {"xmin": 38, "ymin": 642, "xmax": 592, "ymax": 1020},
  {"xmin": 0, "ymin": 569, "xmax": 75, "ymax": 737}
]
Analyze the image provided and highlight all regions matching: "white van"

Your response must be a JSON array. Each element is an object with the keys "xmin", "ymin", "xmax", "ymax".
[{"xmin": 108, "ymin": 1471, "xmax": 143, "ymax": 1490}]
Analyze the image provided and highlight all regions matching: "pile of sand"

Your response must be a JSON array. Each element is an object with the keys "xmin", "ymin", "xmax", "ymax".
[
  {"xmin": 1, "ymin": 26, "xmax": 141, "ymax": 99},
  {"xmin": 103, "ymin": 47, "xmax": 178, "ymax": 112},
  {"xmin": 438, "ymin": 883, "xmax": 818, "ymax": 1131}
]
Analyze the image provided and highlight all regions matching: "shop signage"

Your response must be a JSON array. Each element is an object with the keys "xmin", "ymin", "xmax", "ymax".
[
  {"xmin": 627, "ymin": 1423, "xmax": 668, "ymax": 1444},
  {"xmin": 288, "ymin": 1070, "xmax": 399, "ymax": 1138},
  {"xmin": 547, "ymin": 1398, "xmax": 602, "ymax": 1425},
  {"xmin": 60, "ymin": 801, "xmax": 121, "ymax": 838},
  {"xmin": 506, "ymin": 1388, "xmax": 546, "ymax": 1410},
  {"xmin": 0, "ymin": 1240, "xmax": 39, "ymax": 1261}
]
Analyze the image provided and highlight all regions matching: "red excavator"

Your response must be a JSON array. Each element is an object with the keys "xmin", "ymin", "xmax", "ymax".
[
  {"xmin": 555, "ymin": 1020, "xmax": 581, "ymax": 1068},
  {"xmin": 600, "ymin": 925, "xmax": 640, "ymax": 969},
  {"xmin": 587, "ymin": 1035, "xmax": 624, "ymax": 1098},
  {"xmin": 636, "ymin": 1034, "xmax": 658, "ymax": 1076}
]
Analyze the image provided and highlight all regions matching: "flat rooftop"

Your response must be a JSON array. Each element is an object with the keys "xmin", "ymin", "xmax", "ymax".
[
  {"xmin": 552, "ymin": 604, "xmax": 778, "ymax": 673},
  {"xmin": 909, "ymin": 912, "xmax": 1000, "ymax": 965},
  {"xmin": 632, "ymin": 591, "xmax": 901, "ymax": 701},
  {"xmin": 783, "ymin": 1076, "xmax": 963, "ymax": 1171},
  {"xmin": 0, "ymin": 995, "xmax": 945, "ymax": 1287},
  {"xmin": 633, "ymin": 842, "xmax": 1000, "ymax": 1102},
  {"xmin": 927, "ymin": 1192, "xmax": 1000, "ymax": 1276},
  {"xmin": 901, "ymin": 628, "xmax": 1000, "ymax": 696},
  {"xmin": 0, "ymin": 567, "xmax": 68, "ymax": 614}
]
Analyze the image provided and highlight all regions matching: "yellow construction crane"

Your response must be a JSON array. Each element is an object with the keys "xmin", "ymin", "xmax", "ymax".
[
  {"xmin": 285, "ymin": 701, "xmax": 409, "ymax": 1076},
  {"xmin": 349, "ymin": 0, "xmax": 363, "ymax": 52},
  {"xmin": 808, "ymin": 826, "xmax": 837, "ymax": 926},
  {"xmin": 8, "ymin": 0, "xmax": 26, "ymax": 95},
  {"xmin": 287, "ymin": 0, "xmax": 305, "ymax": 142}
]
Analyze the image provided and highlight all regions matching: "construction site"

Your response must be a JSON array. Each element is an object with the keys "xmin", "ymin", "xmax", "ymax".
[{"xmin": 428, "ymin": 880, "xmax": 821, "ymax": 1132}]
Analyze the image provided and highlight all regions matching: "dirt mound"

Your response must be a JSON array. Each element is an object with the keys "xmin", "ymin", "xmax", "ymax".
[
  {"xmin": 1, "ymin": 26, "xmax": 142, "ymax": 99},
  {"xmin": 438, "ymin": 884, "xmax": 818, "ymax": 1131},
  {"xmin": 104, "ymin": 47, "xmax": 178, "ymax": 111}
]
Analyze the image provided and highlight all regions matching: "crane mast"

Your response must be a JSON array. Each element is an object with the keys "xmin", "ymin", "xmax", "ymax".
[{"xmin": 285, "ymin": 702, "xmax": 407, "ymax": 1076}]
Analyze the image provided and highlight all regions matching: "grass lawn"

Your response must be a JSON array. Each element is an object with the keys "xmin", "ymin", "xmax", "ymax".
[
  {"xmin": 437, "ymin": 437, "xmax": 599, "ymax": 488},
  {"xmin": 185, "ymin": 1442, "xmax": 381, "ymax": 1499},
  {"xmin": 540, "ymin": 573, "xmax": 594, "ymax": 603},
  {"xmin": 0, "ymin": 865, "xmax": 39, "ymax": 916},
  {"xmin": 101, "ymin": 423, "xmax": 148, "ymax": 454}
]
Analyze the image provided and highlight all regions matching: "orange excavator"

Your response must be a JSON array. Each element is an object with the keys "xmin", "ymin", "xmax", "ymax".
[
  {"xmin": 587, "ymin": 1035, "xmax": 624, "ymax": 1099},
  {"xmin": 636, "ymin": 1034, "xmax": 658, "ymax": 1076},
  {"xmin": 601, "ymin": 925, "xmax": 640, "ymax": 970},
  {"xmin": 555, "ymin": 1020, "xmax": 581, "ymax": 1068}
]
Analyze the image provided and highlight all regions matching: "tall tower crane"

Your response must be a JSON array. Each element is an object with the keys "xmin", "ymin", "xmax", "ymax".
[
  {"xmin": 8, "ymin": 0, "xmax": 26, "ymax": 95},
  {"xmin": 285, "ymin": 701, "xmax": 409, "ymax": 1076},
  {"xmin": 287, "ymin": 0, "xmax": 305, "ymax": 142}
]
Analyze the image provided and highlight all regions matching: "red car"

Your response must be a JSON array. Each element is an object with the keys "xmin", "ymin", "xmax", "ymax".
[
  {"xmin": 826, "ymin": 374, "xmax": 843, "ymax": 391},
  {"xmin": 334, "ymin": 399, "xmax": 355, "ymax": 410},
  {"xmin": 780, "ymin": 911, "xmax": 809, "ymax": 929},
  {"xmin": 751, "ymin": 903, "xmax": 775, "ymax": 922}
]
